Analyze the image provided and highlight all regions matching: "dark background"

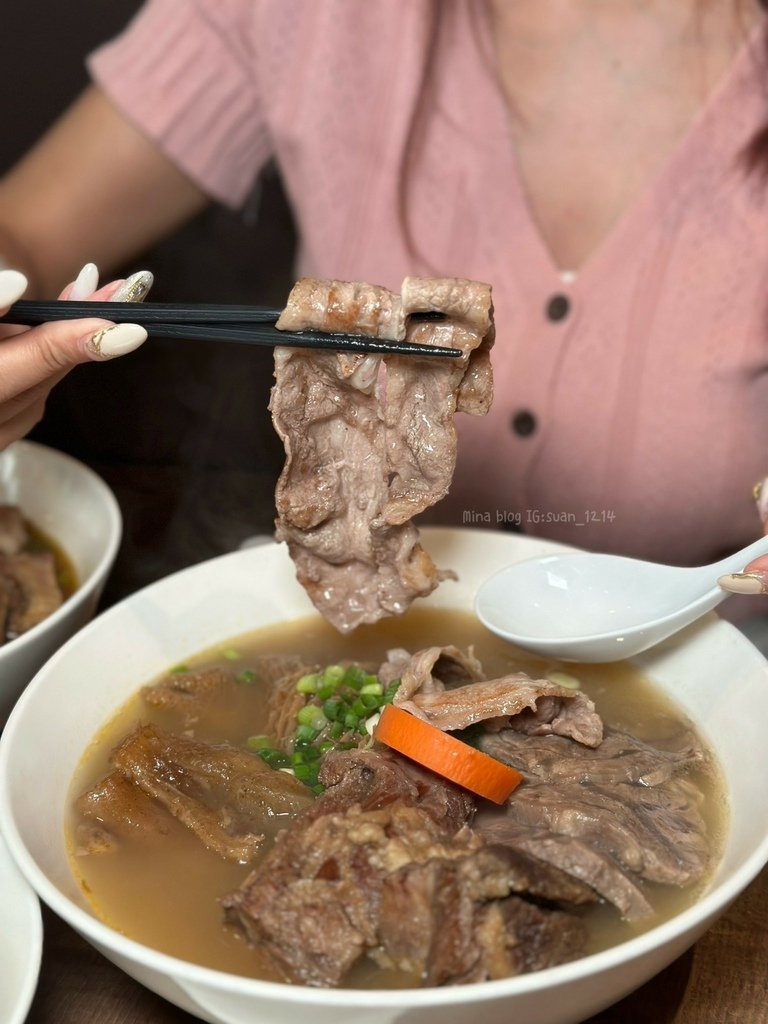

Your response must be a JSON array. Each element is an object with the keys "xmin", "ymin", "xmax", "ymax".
[{"xmin": 1, "ymin": 1, "xmax": 298, "ymax": 602}]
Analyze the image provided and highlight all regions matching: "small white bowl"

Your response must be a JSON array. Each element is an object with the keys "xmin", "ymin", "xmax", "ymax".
[
  {"xmin": 0, "ymin": 831, "xmax": 42, "ymax": 1024},
  {"xmin": 2, "ymin": 528, "xmax": 768, "ymax": 1024},
  {"xmin": 0, "ymin": 440, "xmax": 122, "ymax": 722}
]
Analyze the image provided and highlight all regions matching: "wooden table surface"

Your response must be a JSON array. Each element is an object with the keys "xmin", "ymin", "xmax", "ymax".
[{"xmin": 23, "ymin": 861, "xmax": 768, "ymax": 1024}]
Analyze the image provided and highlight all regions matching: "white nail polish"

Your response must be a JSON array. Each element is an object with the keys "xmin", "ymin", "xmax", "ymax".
[
  {"xmin": 0, "ymin": 269, "xmax": 29, "ymax": 309},
  {"xmin": 86, "ymin": 323, "xmax": 148, "ymax": 359},
  {"xmin": 69, "ymin": 262, "xmax": 99, "ymax": 300},
  {"xmin": 110, "ymin": 270, "xmax": 154, "ymax": 303},
  {"xmin": 718, "ymin": 572, "xmax": 768, "ymax": 595}
]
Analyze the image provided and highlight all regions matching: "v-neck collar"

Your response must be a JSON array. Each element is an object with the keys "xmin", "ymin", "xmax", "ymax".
[{"xmin": 469, "ymin": 5, "xmax": 768, "ymax": 292}]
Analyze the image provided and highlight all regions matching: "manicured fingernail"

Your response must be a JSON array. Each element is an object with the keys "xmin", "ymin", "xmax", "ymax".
[
  {"xmin": 110, "ymin": 270, "xmax": 154, "ymax": 303},
  {"xmin": 86, "ymin": 323, "xmax": 148, "ymax": 359},
  {"xmin": 0, "ymin": 269, "xmax": 28, "ymax": 308},
  {"xmin": 754, "ymin": 478, "xmax": 768, "ymax": 524},
  {"xmin": 718, "ymin": 572, "xmax": 768, "ymax": 595},
  {"xmin": 69, "ymin": 262, "xmax": 99, "ymax": 300}
]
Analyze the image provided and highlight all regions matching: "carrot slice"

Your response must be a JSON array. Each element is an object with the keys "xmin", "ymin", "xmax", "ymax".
[{"xmin": 374, "ymin": 704, "xmax": 523, "ymax": 804}]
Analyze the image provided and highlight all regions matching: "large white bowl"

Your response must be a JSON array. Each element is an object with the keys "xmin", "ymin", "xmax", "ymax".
[
  {"xmin": 0, "ymin": 440, "xmax": 122, "ymax": 722},
  {"xmin": 2, "ymin": 527, "xmax": 768, "ymax": 1024}
]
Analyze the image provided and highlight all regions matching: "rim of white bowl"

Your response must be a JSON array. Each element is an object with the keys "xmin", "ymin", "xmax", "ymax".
[
  {"xmin": 2, "ymin": 540, "xmax": 768, "ymax": 1008},
  {"xmin": 0, "ymin": 440, "xmax": 122, "ymax": 659},
  {"xmin": 0, "ymin": 832, "xmax": 42, "ymax": 1024}
]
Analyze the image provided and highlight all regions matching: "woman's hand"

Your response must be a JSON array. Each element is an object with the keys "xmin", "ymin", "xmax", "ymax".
[
  {"xmin": 719, "ymin": 479, "xmax": 768, "ymax": 595},
  {"xmin": 0, "ymin": 265, "xmax": 151, "ymax": 451}
]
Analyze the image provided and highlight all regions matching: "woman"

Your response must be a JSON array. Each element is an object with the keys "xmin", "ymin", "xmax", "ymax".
[{"xmin": 0, "ymin": 0, "xmax": 766, "ymax": 584}]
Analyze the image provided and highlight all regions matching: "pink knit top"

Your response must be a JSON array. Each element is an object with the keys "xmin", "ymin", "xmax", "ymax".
[{"xmin": 89, "ymin": 0, "xmax": 768, "ymax": 567}]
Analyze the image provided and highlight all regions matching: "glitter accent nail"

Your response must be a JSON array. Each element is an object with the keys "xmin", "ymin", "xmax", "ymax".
[{"xmin": 110, "ymin": 270, "xmax": 154, "ymax": 303}]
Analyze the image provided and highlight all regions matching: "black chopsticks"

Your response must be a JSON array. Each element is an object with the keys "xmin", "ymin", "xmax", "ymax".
[{"xmin": 0, "ymin": 301, "xmax": 458, "ymax": 359}]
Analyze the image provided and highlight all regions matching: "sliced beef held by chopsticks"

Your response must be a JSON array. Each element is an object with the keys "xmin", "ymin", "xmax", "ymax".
[{"xmin": 270, "ymin": 277, "xmax": 494, "ymax": 632}]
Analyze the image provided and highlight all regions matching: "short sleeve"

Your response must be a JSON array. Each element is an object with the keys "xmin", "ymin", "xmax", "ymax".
[{"xmin": 87, "ymin": 0, "xmax": 272, "ymax": 208}]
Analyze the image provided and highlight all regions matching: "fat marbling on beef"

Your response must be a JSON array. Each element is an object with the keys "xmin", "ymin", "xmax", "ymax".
[{"xmin": 271, "ymin": 277, "xmax": 494, "ymax": 632}]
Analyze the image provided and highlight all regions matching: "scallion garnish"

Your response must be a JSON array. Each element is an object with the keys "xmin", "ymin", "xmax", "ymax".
[{"xmin": 268, "ymin": 662, "xmax": 404, "ymax": 792}]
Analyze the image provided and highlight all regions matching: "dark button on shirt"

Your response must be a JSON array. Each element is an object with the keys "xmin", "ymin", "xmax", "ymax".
[
  {"xmin": 546, "ymin": 294, "xmax": 570, "ymax": 322},
  {"xmin": 511, "ymin": 410, "xmax": 537, "ymax": 437}
]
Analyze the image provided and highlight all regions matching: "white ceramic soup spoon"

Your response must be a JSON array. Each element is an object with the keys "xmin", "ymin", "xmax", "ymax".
[{"xmin": 474, "ymin": 534, "xmax": 768, "ymax": 663}]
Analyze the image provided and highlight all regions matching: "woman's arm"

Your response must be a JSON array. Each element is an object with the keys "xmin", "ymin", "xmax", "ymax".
[{"xmin": 0, "ymin": 85, "xmax": 208, "ymax": 297}]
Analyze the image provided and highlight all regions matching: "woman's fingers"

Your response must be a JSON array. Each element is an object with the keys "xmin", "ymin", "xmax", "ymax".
[
  {"xmin": 719, "ymin": 555, "xmax": 768, "ymax": 595},
  {"xmin": 0, "ymin": 268, "xmax": 29, "ymax": 312},
  {"xmin": 0, "ymin": 392, "xmax": 49, "ymax": 451},
  {"xmin": 719, "ymin": 479, "xmax": 768, "ymax": 594},
  {"xmin": 0, "ymin": 316, "xmax": 147, "ymax": 404},
  {"xmin": 109, "ymin": 269, "xmax": 154, "ymax": 302},
  {"xmin": 0, "ymin": 263, "xmax": 152, "ymax": 451},
  {"xmin": 59, "ymin": 264, "xmax": 154, "ymax": 303},
  {"xmin": 67, "ymin": 262, "xmax": 100, "ymax": 300}
]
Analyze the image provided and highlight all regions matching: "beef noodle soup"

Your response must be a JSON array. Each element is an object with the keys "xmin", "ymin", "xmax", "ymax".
[
  {"xmin": 0, "ymin": 504, "xmax": 76, "ymax": 646},
  {"xmin": 66, "ymin": 608, "xmax": 726, "ymax": 989}
]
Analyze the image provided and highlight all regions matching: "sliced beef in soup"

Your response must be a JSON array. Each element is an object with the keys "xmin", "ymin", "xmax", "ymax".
[
  {"xmin": 377, "ymin": 847, "xmax": 590, "ymax": 986},
  {"xmin": 0, "ymin": 573, "xmax": 18, "ymax": 647},
  {"xmin": 0, "ymin": 551, "xmax": 63, "ymax": 638},
  {"xmin": 469, "ymin": 824, "xmax": 654, "ymax": 921},
  {"xmin": 479, "ymin": 725, "xmax": 706, "ymax": 788},
  {"xmin": 477, "ymin": 720, "xmax": 712, "ymax": 916},
  {"xmin": 106, "ymin": 724, "xmax": 312, "ymax": 861},
  {"xmin": 314, "ymin": 747, "xmax": 475, "ymax": 829},
  {"xmin": 390, "ymin": 646, "xmax": 603, "ymax": 746},
  {"xmin": 223, "ymin": 750, "xmax": 590, "ymax": 987},
  {"xmin": 0, "ymin": 504, "xmax": 27, "ymax": 555},
  {"xmin": 271, "ymin": 276, "xmax": 494, "ymax": 633}
]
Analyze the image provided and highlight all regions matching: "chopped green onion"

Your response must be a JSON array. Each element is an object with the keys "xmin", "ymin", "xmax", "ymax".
[
  {"xmin": 343, "ymin": 665, "xmax": 367, "ymax": 690},
  {"xmin": 360, "ymin": 680, "xmax": 383, "ymax": 696},
  {"xmin": 547, "ymin": 671, "xmax": 582, "ymax": 690},
  {"xmin": 169, "ymin": 664, "xmax": 189, "ymax": 674},
  {"xmin": 246, "ymin": 734, "xmax": 272, "ymax": 751},
  {"xmin": 297, "ymin": 705, "xmax": 328, "ymax": 731},
  {"xmin": 330, "ymin": 721, "xmax": 344, "ymax": 739},
  {"xmin": 237, "ymin": 669, "xmax": 258, "ymax": 685},
  {"xmin": 318, "ymin": 740, "xmax": 335, "ymax": 754},
  {"xmin": 317, "ymin": 682, "xmax": 338, "ymax": 700},
  {"xmin": 293, "ymin": 763, "xmax": 314, "ymax": 782},
  {"xmin": 296, "ymin": 673, "xmax": 320, "ymax": 694},
  {"xmin": 312, "ymin": 783, "xmax": 326, "ymax": 795},
  {"xmin": 258, "ymin": 748, "xmax": 291, "ymax": 768},
  {"xmin": 350, "ymin": 697, "xmax": 367, "ymax": 718},
  {"xmin": 295, "ymin": 723, "xmax": 319, "ymax": 743},
  {"xmin": 221, "ymin": 648, "xmax": 241, "ymax": 661},
  {"xmin": 323, "ymin": 698, "xmax": 343, "ymax": 721},
  {"xmin": 343, "ymin": 712, "xmax": 360, "ymax": 731},
  {"xmin": 322, "ymin": 664, "xmax": 345, "ymax": 686}
]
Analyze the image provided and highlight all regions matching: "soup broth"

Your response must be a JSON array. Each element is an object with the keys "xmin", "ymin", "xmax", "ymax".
[
  {"xmin": 25, "ymin": 519, "xmax": 78, "ymax": 597},
  {"xmin": 67, "ymin": 608, "xmax": 727, "ymax": 986}
]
